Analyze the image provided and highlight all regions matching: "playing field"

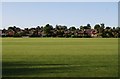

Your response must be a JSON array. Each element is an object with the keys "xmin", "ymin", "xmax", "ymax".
[{"xmin": 2, "ymin": 38, "xmax": 118, "ymax": 77}]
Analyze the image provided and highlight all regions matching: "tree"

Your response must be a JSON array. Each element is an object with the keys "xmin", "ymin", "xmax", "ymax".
[
  {"xmin": 94, "ymin": 24, "xmax": 101, "ymax": 33},
  {"xmin": 69, "ymin": 26, "xmax": 76, "ymax": 31},
  {"xmin": 62, "ymin": 26, "xmax": 67, "ymax": 30},
  {"xmin": 105, "ymin": 27, "xmax": 111, "ymax": 30},
  {"xmin": 2, "ymin": 23, "xmax": 120, "ymax": 38},
  {"xmin": 102, "ymin": 27, "xmax": 114, "ymax": 38},
  {"xmin": 87, "ymin": 24, "xmax": 91, "ymax": 29},
  {"xmin": 94, "ymin": 24, "xmax": 100, "ymax": 30},
  {"xmin": 100, "ymin": 23, "xmax": 105, "ymax": 29},
  {"xmin": 116, "ymin": 27, "xmax": 120, "ymax": 31},
  {"xmin": 43, "ymin": 24, "xmax": 53, "ymax": 37},
  {"xmin": 80, "ymin": 26, "xmax": 84, "ymax": 30},
  {"xmin": 82, "ymin": 24, "xmax": 91, "ymax": 29}
]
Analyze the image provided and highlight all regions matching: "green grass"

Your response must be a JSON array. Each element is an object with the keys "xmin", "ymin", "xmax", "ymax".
[{"xmin": 2, "ymin": 38, "xmax": 118, "ymax": 77}]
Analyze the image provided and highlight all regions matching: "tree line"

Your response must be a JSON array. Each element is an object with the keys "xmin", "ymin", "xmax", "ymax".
[{"xmin": 1, "ymin": 23, "xmax": 120, "ymax": 38}]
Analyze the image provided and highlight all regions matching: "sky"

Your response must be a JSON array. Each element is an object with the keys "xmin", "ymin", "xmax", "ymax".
[
  {"xmin": 2, "ymin": 2, "xmax": 118, "ymax": 29},
  {"xmin": 1, "ymin": 0, "xmax": 119, "ymax": 2}
]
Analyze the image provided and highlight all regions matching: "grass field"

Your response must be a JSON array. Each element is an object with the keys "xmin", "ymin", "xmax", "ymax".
[{"xmin": 2, "ymin": 38, "xmax": 118, "ymax": 77}]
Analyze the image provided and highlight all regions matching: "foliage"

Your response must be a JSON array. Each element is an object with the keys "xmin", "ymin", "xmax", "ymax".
[{"xmin": 1, "ymin": 23, "xmax": 120, "ymax": 38}]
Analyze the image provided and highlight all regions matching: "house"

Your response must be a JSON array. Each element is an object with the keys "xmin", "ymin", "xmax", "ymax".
[
  {"xmin": 91, "ymin": 29, "xmax": 98, "ymax": 37},
  {"xmin": 7, "ymin": 29, "xmax": 15, "ymax": 36},
  {"xmin": 83, "ymin": 29, "xmax": 98, "ymax": 37}
]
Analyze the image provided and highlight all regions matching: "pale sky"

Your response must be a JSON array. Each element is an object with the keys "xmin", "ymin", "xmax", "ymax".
[{"xmin": 2, "ymin": 2, "xmax": 118, "ymax": 29}]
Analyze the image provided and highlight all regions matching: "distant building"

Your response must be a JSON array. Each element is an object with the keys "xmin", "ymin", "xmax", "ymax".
[{"xmin": 7, "ymin": 29, "xmax": 15, "ymax": 36}]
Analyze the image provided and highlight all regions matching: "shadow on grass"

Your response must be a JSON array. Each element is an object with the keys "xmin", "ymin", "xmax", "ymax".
[
  {"xmin": 2, "ymin": 61, "xmax": 73, "ymax": 76},
  {"xmin": 2, "ymin": 61, "xmax": 118, "ymax": 77}
]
